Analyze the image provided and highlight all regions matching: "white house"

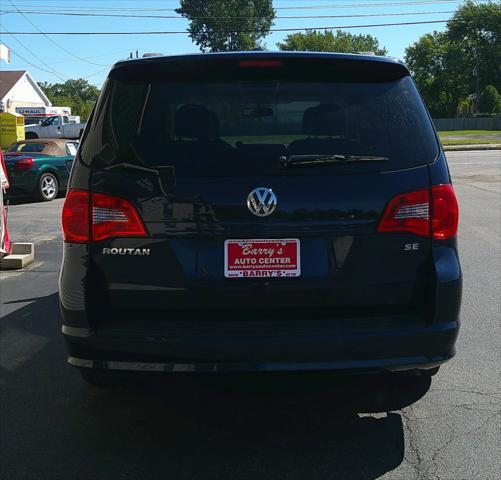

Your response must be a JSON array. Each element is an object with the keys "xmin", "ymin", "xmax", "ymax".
[{"xmin": 0, "ymin": 70, "xmax": 51, "ymax": 113}]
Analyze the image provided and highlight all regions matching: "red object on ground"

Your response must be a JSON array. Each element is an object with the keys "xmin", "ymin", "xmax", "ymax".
[
  {"xmin": 0, "ymin": 150, "xmax": 9, "ymax": 189},
  {"xmin": 2, "ymin": 208, "xmax": 10, "ymax": 254},
  {"xmin": 0, "ymin": 150, "xmax": 11, "ymax": 256}
]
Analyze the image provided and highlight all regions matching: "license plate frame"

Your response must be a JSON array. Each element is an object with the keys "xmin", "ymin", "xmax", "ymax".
[{"xmin": 224, "ymin": 238, "xmax": 301, "ymax": 278}]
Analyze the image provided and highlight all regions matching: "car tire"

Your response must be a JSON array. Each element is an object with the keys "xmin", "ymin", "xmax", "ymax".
[
  {"xmin": 398, "ymin": 366, "xmax": 440, "ymax": 378},
  {"xmin": 418, "ymin": 366, "xmax": 440, "ymax": 377},
  {"xmin": 37, "ymin": 173, "xmax": 59, "ymax": 201}
]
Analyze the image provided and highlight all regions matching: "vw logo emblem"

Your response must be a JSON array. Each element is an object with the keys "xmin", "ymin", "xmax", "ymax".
[{"xmin": 247, "ymin": 187, "xmax": 277, "ymax": 217}]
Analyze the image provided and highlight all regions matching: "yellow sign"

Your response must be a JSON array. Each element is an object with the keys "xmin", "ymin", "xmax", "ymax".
[{"xmin": 0, "ymin": 112, "xmax": 25, "ymax": 149}]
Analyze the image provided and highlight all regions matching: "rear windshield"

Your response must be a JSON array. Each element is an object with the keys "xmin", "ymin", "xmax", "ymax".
[{"xmin": 81, "ymin": 63, "xmax": 438, "ymax": 176}]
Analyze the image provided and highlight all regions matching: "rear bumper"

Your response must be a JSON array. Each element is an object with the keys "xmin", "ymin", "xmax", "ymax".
[{"xmin": 63, "ymin": 319, "xmax": 459, "ymax": 373}]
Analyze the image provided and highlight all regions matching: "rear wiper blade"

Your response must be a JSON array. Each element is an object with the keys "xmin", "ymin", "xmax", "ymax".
[
  {"xmin": 102, "ymin": 162, "xmax": 175, "ymax": 175},
  {"xmin": 280, "ymin": 154, "xmax": 388, "ymax": 168},
  {"xmin": 102, "ymin": 162, "xmax": 160, "ymax": 174}
]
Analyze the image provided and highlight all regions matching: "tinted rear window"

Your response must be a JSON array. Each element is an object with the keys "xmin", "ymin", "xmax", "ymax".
[{"xmin": 81, "ymin": 59, "xmax": 438, "ymax": 176}]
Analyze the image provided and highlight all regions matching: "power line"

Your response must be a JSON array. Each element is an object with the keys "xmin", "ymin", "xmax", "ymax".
[
  {"xmin": 4, "ymin": 42, "xmax": 111, "ymax": 83},
  {"xmin": 1, "ymin": 44, "xmax": 69, "ymax": 79},
  {"xmin": 83, "ymin": 66, "xmax": 111, "ymax": 80},
  {"xmin": 277, "ymin": 0, "xmax": 466, "ymax": 9},
  {"xmin": 0, "ymin": 0, "xmax": 473, "ymax": 12},
  {"xmin": 50, "ymin": 49, "xmax": 131, "ymax": 65},
  {"xmin": 7, "ymin": 0, "xmax": 109, "ymax": 67},
  {"xmin": 13, "ymin": 0, "xmax": 447, "ymax": 1},
  {"xmin": 0, "ymin": 27, "xmax": 68, "ymax": 80},
  {"xmin": 5, "ymin": 19, "xmax": 450, "ymax": 35},
  {"xmin": 0, "ymin": 9, "xmax": 456, "ymax": 20}
]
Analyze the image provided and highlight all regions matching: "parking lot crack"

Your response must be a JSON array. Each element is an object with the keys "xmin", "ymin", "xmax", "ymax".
[
  {"xmin": 426, "ymin": 409, "xmax": 500, "ymax": 480},
  {"xmin": 401, "ymin": 407, "xmax": 427, "ymax": 480},
  {"xmin": 434, "ymin": 388, "xmax": 501, "ymax": 398}
]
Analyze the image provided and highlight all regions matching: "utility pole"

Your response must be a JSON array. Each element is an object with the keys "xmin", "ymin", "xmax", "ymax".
[
  {"xmin": 473, "ymin": 30, "xmax": 481, "ymax": 115},
  {"xmin": 473, "ymin": 52, "xmax": 480, "ymax": 114}
]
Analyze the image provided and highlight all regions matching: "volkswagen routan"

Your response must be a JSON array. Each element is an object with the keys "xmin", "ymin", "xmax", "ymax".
[{"xmin": 59, "ymin": 52, "xmax": 461, "ymax": 384}]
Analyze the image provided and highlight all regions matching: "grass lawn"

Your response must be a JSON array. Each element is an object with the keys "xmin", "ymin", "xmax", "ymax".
[
  {"xmin": 223, "ymin": 132, "xmax": 500, "ymax": 146},
  {"xmin": 439, "ymin": 139, "xmax": 500, "ymax": 145},
  {"xmin": 438, "ymin": 130, "xmax": 501, "ymax": 145},
  {"xmin": 438, "ymin": 130, "xmax": 501, "ymax": 136}
]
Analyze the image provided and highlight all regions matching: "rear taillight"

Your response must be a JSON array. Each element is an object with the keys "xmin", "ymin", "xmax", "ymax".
[
  {"xmin": 13, "ymin": 157, "xmax": 34, "ymax": 172},
  {"xmin": 62, "ymin": 189, "xmax": 147, "ymax": 243},
  {"xmin": 377, "ymin": 184, "xmax": 458, "ymax": 240},
  {"xmin": 377, "ymin": 189, "xmax": 430, "ymax": 237},
  {"xmin": 62, "ymin": 189, "xmax": 90, "ymax": 243},
  {"xmin": 91, "ymin": 191, "xmax": 147, "ymax": 241},
  {"xmin": 430, "ymin": 184, "xmax": 459, "ymax": 240}
]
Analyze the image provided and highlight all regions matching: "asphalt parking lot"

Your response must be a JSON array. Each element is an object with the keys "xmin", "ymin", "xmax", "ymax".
[{"xmin": 1, "ymin": 150, "xmax": 500, "ymax": 480}]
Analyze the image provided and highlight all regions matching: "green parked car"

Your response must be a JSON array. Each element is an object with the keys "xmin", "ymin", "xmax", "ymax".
[{"xmin": 3, "ymin": 139, "xmax": 78, "ymax": 201}]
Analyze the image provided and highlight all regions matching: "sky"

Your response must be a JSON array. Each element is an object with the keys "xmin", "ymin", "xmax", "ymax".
[{"xmin": 0, "ymin": 0, "xmax": 480, "ymax": 88}]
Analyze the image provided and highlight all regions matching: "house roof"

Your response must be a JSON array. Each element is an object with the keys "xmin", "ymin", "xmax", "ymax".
[
  {"xmin": 0, "ymin": 70, "xmax": 25, "ymax": 100},
  {"xmin": 0, "ymin": 70, "xmax": 51, "ymax": 106}
]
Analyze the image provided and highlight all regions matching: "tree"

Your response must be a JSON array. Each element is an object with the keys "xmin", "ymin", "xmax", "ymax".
[
  {"xmin": 38, "ymin": 79, "xmax": 100, "ymax": 121},
  {"xmin": 176, "ymin": 0, "xmax": 275, "ymax": 52},
  {"xmin": 447, "ymin": 1, "xmax": 501, "ymax": 94},
  {"xmin": 404, "ymin": 32, "xmax": 464, "ymax": 117},
  {"xmin": 479, "ymin": 85, "xmax": 501, "ymax": 114},
  {"xmin": 405, "ymin": 1, "xmax": 501, "ymax": 117},
  {"xmin": 277, "ymin": 29, "xmax": 387, "ymax": 56}
]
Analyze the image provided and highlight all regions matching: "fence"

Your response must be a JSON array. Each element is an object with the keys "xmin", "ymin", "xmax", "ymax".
[{"xmin": 432, "ymin": 116, "xmax": 501, "ymax": 131}]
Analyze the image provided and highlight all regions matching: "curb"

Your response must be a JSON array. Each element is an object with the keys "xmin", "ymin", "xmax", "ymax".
[
  {"xmin": 0, "ymin": 243, "xmax": 35, "ymax": 270},
  {"xmin": 443, "ymin": 144, "xmax": 501, "ymax": 151}
]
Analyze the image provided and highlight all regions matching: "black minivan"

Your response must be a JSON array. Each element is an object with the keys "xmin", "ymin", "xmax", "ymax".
[{"xmin": 59, "ymin": 52, "xmax": 461, "ymax": 383}]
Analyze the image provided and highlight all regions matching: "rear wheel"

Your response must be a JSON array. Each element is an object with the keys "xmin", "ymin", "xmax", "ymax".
[
  {"xmin": 37, "ymin": 173, "xmax": 58, "ymax": 201},
  {"xmin": 419, "ymin": 366, "xmax": 440, "ymax": 377},
  {"xmin": 398, "ymin": 366, "xmax": 440, "ymax": 378}
]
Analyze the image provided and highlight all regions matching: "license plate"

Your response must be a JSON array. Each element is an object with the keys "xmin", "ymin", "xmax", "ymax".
[{"xmin": 224, "ymin": 239, "xmax": 300, "ymax": 278}]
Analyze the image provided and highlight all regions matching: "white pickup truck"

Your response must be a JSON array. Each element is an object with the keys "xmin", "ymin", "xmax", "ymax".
[{"xmin": 25, "ymin": 115, "xmax": 86, "ymax": 140}]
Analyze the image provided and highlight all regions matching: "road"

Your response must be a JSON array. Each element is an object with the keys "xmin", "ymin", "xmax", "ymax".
[{"xmin": 1, "ymin": 150, "xmax": 500, "ymax": 480}]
